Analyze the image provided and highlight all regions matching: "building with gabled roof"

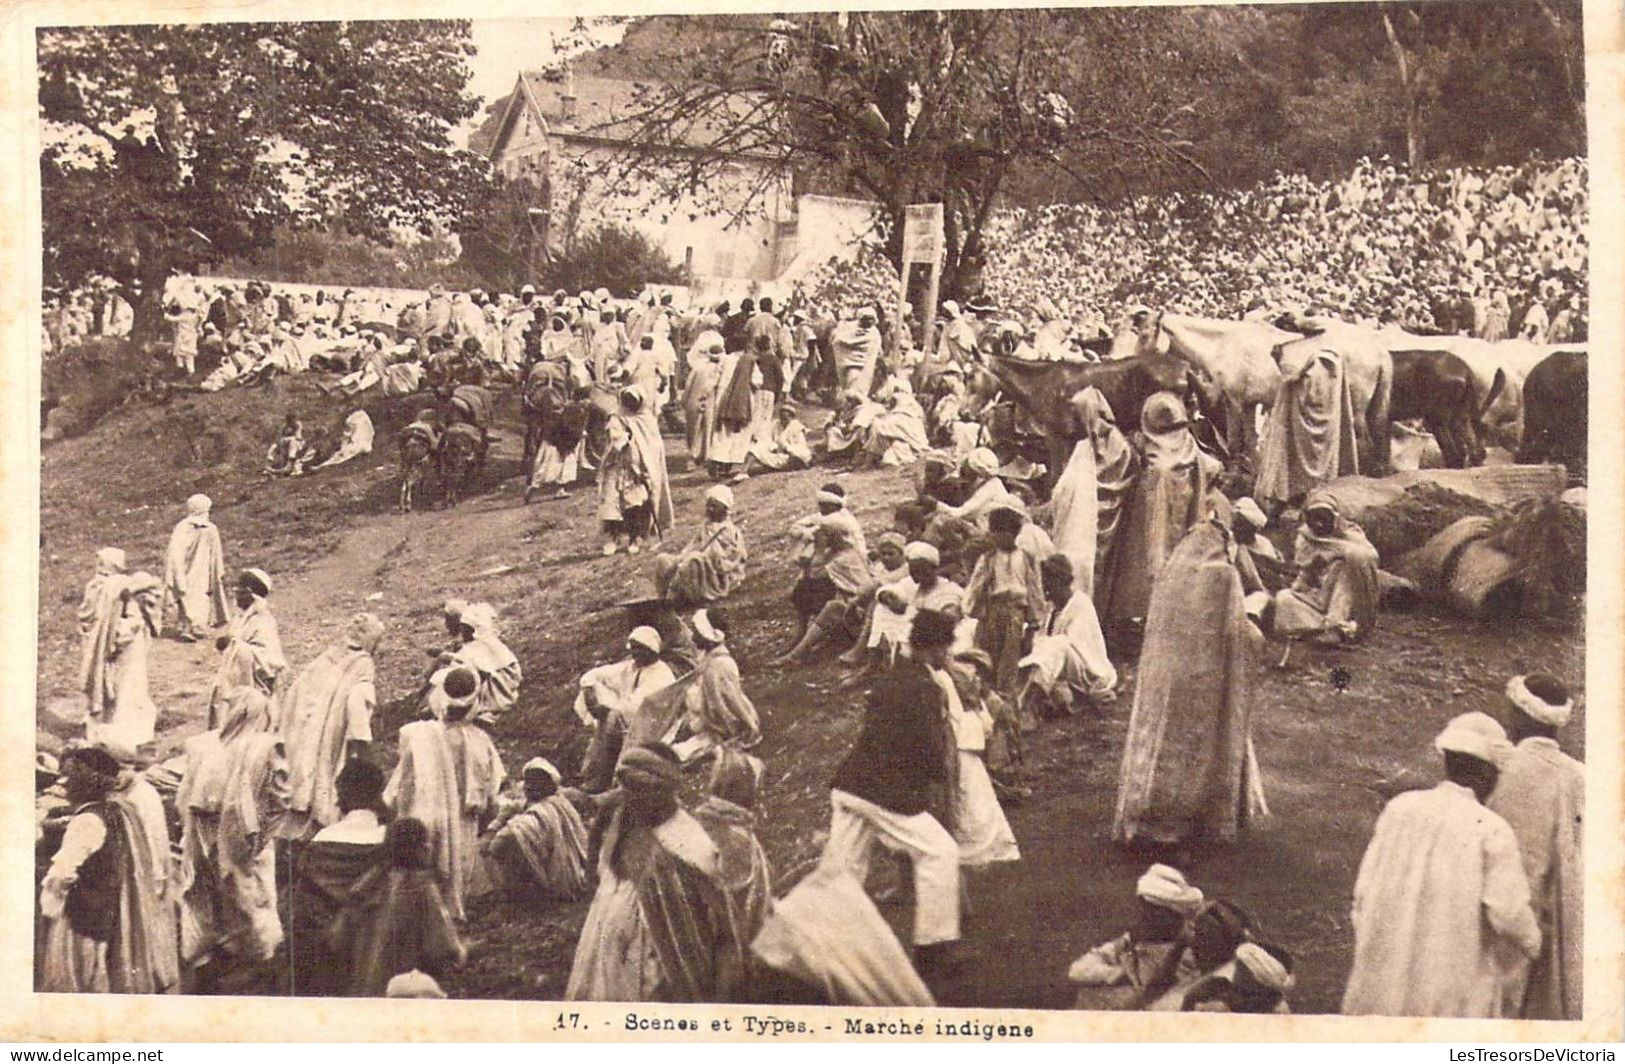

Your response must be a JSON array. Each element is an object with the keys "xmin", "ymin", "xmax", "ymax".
[{"xmin": 485, "ymin": 63, "xmax": 797, "ymax": 286}]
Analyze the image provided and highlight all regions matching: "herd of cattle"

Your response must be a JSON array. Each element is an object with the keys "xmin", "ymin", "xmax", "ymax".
[{"xmin": 965, "ymin": 311, "xmax": 1587, "ymax": 489}]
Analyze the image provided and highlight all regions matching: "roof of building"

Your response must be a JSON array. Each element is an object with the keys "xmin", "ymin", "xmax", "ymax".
[{"xmin": 489, "ymin": 69, "xmax": 774, "ymax": 160}]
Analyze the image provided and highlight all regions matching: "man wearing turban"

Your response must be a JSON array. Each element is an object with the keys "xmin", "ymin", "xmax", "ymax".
[
  {"xmin": 486, "ymin": 757, "xmax": 589, "ymax": 906},
  {"xmin": 1069, "ymin": 863, "xmax": 1206, "ymax": 1010},
  {"xmin": 278, "ymin": 613, "xmax": 386, "ymax": 841},
  {"xmin": 1343, "ymin": 712, "xmax": 1541, "ymax": 1017},
  {"xmin": 176, "ymin": 687, "xmax": 290, "ymax": 986},
  {"xmin": 162, "ymin": 494, "xmax": 229, "ymax": 641},
  {"xmin": 1487, "ymin": 673, "xmax": 1584, "ymax": 1020},
  {"xmin": 575, "ymin": 626, "xmax": 678, "ymax": 795},
  {"xmin": 78, "ymin": 549, "xmax": 165, "ymax": 749},
  {"xmin": 387, "ymin": 666, "xmax": 506, "ymax": 921},
  {"xmin": 566, "ymin": 743, "xmax": 742, "ymax": 1003},
  {"xmin": 449, "ymin": 602, "xmax": 522, "ymax": 724},
  {"xmin": 207, "ymin": 569, "xmax": 287, "ymax": 729},
  {"xmin": 654, "ymin": 484, "xmax": 749, "ymax": 606}
]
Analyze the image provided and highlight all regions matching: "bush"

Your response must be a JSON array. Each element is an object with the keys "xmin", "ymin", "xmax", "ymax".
[{"xmin": 539, "ymin": 225, "xmax": 684, "ymax": 300}]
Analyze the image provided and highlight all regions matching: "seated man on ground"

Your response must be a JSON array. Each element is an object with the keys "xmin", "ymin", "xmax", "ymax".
[
  {"xmin": 776, "ymin": 515, "xmax": 872, "ymax": 665},
  {"xmin": 1018, "ymin": 554, "xmax": 1117, "ymax": 719},
  {"xmin": 669, "ymin": 608, "xmax": 762, "ymax": 764},
  {"xmin": 841, "ymin": 541, "xmax": 964, "ymax": 687},
  {"xmin": 739, "ymin": 402, "xmax": 812, "ymax": 479},
  {"xmin": 485, "ymin": 757, "xmax": 589, "ymax": 907},
  {"xmin": 1140, "ymin": 897, "xmax": 1257, "ymax": 1010},
  {"xmin": 654, "ymin": 485, "xmax": 748, "ymax": 608},
  {"xmin": 1068, "ymin": 863, "xmax": 1205, "ymax": 1011},
  {"xmin": 1178, "ymin": 941, "xmax": 1295, "ymax": 1014},
  {"xmin": 575, "ymin": 626, "xmax": 678, "ymax": 795},
  {"xmin": 1271, "ymin": 490, "xmax": 1380, "ymax": 648},
  {"xmin": 837, "ymin": 532, "xmax": 910, "ymax": 670}
]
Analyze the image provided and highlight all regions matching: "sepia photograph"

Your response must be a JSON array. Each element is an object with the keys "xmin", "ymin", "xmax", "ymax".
[{"xmin": 13, "ymin": 0, "xmax": 1616, "ymax": 1039}]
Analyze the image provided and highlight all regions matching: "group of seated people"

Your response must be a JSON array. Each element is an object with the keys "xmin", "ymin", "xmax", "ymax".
[
  {"xmin": 1068, "ymin": 863, "xmax": 1295, "ymax": 1014},
  {"xmin": 262, "ymin": 410, "xmax": 376, "ymax": 477}
]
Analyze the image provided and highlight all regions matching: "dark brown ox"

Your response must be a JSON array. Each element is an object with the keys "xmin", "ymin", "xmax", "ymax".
[
  {"xmin": 1388, "ymin": 348, "xmax": 1504, "ymax": 468},
  {"xmin": 966, "ymin": 354, "xmax": 1220, "ymax": 489},
  {"xmin": 1518, "ymin": 350, "xmax": 1587, "ymax": 483}
]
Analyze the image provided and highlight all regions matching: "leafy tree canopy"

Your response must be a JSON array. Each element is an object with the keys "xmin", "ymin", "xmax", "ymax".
[{"xmin": 38, "ymin": 19, "xmax": 490, "ymax": 329}]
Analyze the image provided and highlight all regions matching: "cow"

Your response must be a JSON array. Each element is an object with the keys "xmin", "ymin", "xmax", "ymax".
[
  {"xmin": 1155, "ymin": 313, "xmax": 1393, "ymax": 475},
  {"xmin": 965, "ymin": 353, "xmax": 1221, "ymax": 490},
  {"xmin": 1388, "ymin": 349, "xmax": 1503, "ymax": 468},
  {"xmin": 1518, "ymin": 349, "xmax": 1587, "ymax": 482}
]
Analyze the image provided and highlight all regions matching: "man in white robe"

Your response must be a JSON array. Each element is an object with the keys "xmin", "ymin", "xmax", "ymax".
[
  {"xmin": 207, "ymin": 569, "xmax": 286, "ymax": 729},
  {"xmin": 831, "ymin": 308, "xmax": 884, "ymax": 397},
  {"xmin": 858, "ymin": 542, "xmax": 965, "ymax": 672},
  {"xmin": 450, "ymin": 602, "xmax": 521, "ymax": 724},
  {"xmin": 162, "ymin": 494, "xmax": 229, "ymax": 641},
  {"xmin": 1343, "ymin": 712, "xmax": 1541, "ymax": 1017},
  {"xmin": 277, "ymin": 613, "xmax": 385, "ymax": 841},
  {"xmin": 1487, "ymin": 674, "xmax": 1584, "ymax": 1020},
  {"xmin": 387, "ymin": 666, "xmax": 506, "ymax": 920},
  {"xmin": 575, "ymin": 626, "xmax": 678, "ymax": 793},
  {"xmin": 1019, "ymin": 554, "xmax": 1116, "ymax": 715}
]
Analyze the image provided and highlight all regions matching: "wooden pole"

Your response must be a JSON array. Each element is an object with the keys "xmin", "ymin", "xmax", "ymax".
[{"xmin": 921, "ymin": 244, "xmax": 942, "ymax": 356}]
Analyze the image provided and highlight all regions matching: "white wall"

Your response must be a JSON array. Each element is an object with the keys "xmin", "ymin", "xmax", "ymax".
[{"xmin": 547, "ymin": 138, "xmax": 792, "ymax": 282}]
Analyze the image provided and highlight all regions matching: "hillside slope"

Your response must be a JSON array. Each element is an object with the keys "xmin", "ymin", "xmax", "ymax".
[{"xmin": 36, "ymin": 378, "xmax": 1584, "ymax": 1010}]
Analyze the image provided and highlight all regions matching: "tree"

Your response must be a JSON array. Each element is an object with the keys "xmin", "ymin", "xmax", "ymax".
[
  {"xmin": 455, "ymin": 176, "xmax": 553, "ymax": 293},
  {"xmin": 38, "ymin": 20, "xmax": 490, "ymax": 338},
  {"xmin": 535, "ymin": 225, "xmax": 684, "ymax": 299},
  {"xmin": 549, "ymin": 11, "xmax": 1244, "ymax": 301},
  {"xmin": 1263, "ymin": 1, "xmax": 1585, "ymax": 174}
]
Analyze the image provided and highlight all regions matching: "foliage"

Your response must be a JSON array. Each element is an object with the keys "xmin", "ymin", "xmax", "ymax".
[
  {"xmin": 212, "ymin": 225, "xmax": 482, "ymax": 290},
  {"xmin": 549, "ymin": 11, "xmax": 1245, "ymax": 301},
  {"xmin": 38, "ymin": 20, "xmax": 491, "ymax": 334},
  {"xmin": 453, "ymin": 176, "xmax": 552, "ymax": 293},
  {"xmin": 535, "ymin": 224, "xmax": 684, "ymax": 299},
  {"xmin": 518, "ymin": 5, "xmax": 1583, "ymax": 299}
]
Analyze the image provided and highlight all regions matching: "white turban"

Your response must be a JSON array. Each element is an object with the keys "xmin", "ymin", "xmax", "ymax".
[
  {"xmin": 964, "ymin": 447, "xmax": 1000, "ymax": 478},
  {"xmin": 815, "ymin": 489, "xmax": 846, "ymax": 508},
  {"xmin": 460, "ymin": 602, "xmax": 499, "ymax": 635},
  {"xmin": 692, "ymin": 608, "xmax": 724, "ymax": 645},
  {"xmin": 1434, "ymin": 711, "xmax": 1513, "ymax": 766},
  {"xmin": 1234, "ymin": 942, "xmax": 1294, "ymax": 993},
  {"xmin": 385, "ymin": 970, "xmax": 446, "ymax": 999},
  {"xmin": 1506, "ymin": 674, "xmax": 1574, "ymax": 728},
  {"xmin": 903, "ymin": 541, "xmax": 940, "ymax": 565},
  {"xmin": 704, "ymin": 484, "xmax": 736, "ymax": 512},
  {"xmin": 239, "ymin": 567, "xmax": 273, "ymax": 597},
  {"xmin": 522, "ymin": 757, "xmax": 562, "ymax": 785},
  {"xmin": 627, "ymin": 625, "xmax": 662, "ymax": 653},
  {"xmin": 1135, "ymin": 863, "xmax": 1205, "ymax": 916},
  {"xmin": 186, "ymin": 493, "xmax": 212, "ymax": 516},
  {"xmin": 1234, "ymin": 497, "xmax": 1268, "ymax": 531}
]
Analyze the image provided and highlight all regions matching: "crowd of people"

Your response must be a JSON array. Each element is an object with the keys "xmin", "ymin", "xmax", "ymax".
[
  {"xmin": 798, "ymin": 157, "xmax": 1588, "ymax": 348},
  {"xmin": 37, "ymin": 151, "xmax": 1586, "ymax": 1018}
]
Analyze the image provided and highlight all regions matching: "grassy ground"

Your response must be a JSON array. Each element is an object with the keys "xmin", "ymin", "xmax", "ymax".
[{"xmin": 36, "ymin": 376, "xmax": 1586, "ymax": 1012}]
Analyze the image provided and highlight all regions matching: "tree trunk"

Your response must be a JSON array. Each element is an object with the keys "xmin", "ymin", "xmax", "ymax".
[{"xmin": 1381, "ymin": 9, "xmax": 1426, "ymax": 171}]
